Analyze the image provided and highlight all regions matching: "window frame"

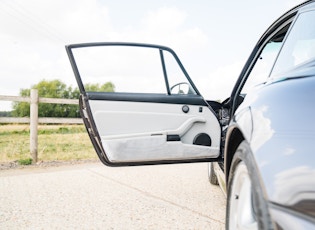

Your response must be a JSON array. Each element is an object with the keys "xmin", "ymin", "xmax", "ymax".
[
  {"xmin": 229, "ymin": 11, "xmax": 297, "ymax": 115},
  {"xmin": 66, "ymin": 42, "xmax": 201, "ymax": 97}
]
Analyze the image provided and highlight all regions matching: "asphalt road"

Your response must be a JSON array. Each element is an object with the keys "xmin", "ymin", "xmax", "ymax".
[{"xmin": 0, "ymin": 162, "xmax": 226, "ymax": 229}]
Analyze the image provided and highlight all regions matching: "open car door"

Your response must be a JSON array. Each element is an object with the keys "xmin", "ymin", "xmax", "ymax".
[{"xmin": 66, "ymin": 43, "xmax": 221, "ymax": 166}]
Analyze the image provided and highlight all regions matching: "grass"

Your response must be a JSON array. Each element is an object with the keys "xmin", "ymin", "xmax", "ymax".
[
  {"xmin": 18, "ymin": 158, "xmax": 32, "ymax": 165},
  {"xmin": 0, "ymin": 124, "xmax": 97, "ymax": 163}
]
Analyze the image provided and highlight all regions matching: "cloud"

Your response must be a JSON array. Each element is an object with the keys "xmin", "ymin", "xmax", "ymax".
[
  {"xmin": 0, "ymin": 0, "xmax": 303, "ymax": 111},
  {"xmin": 273, "ymin": 166, "xmax": 315, "ymax": 205},
  {"xmin": 197, "ymin": 61, "xmax": 244, "ymax": 100},
  {"xmin": 143, "ymin": 7, "xmax": 187, "ymax": 31},
  {"xmin": 111, "ymin": 7, "xmax": 209, "ymax": 54},
  {"xmin": 0, "ymin": 0, "xmax": 113, "ymax": 43},
  {"xmin": 0, "ymin": 0, "xmax": 110, "ymax": 99},
  {"xmin": 0, "ymin": 1, "xmax": 209, "ymax": 93}
]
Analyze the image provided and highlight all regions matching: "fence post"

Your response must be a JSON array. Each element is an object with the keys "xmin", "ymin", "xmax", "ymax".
[{"xmin": 30, "ymin": 89, "xmax": 38, "ymax": 163}]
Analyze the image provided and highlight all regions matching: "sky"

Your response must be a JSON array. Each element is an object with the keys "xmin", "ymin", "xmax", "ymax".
[{"xmin": 0, "ymin": 0, "xmax": 305, "ymax": 111}]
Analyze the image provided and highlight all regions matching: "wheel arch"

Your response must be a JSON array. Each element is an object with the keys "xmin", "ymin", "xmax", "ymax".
[{"xmin": 224, "ymin": 126, "xmax": 245, "ymax": 187}]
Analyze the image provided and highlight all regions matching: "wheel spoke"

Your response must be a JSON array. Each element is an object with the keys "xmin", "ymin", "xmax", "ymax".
[
  {"xmin": 228, "ymin": 162, "xmax": 258, "ymax": 230},
  {"xmin": 237, "ymin": 177, "xmax": 257, "ymax": 230}
]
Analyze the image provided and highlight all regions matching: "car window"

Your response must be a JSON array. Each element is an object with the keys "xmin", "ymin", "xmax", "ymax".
[
  {"xmin": 72, "ymin": 46, "xmax": 166, "ymax": 93},
  {"xmin": 70, "ymin": 45, "xmax": 197, "ymax": 95},
  {"xmin": 241, "ymin": 41, "xmax": 283, "ymax": 94},
  {"xmin": 271, "ymin": 10, "xmax": 315, "ymax": 77},
  {"xmin": 241, "ymin": 23, "xmax": 292, "ymax": 94}
]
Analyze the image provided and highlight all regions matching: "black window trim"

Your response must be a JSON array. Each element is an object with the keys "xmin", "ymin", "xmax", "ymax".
[
  {"xmin": 85, "ymin": 92, "xmax": 208, "ymax": 106},
  {"xmin": 65, "ymin": 42, "xmax": 201, "ymax": 96}
]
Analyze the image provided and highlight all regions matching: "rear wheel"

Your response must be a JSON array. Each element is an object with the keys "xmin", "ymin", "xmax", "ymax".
[
  {"xmin": 226, "ymin": 141, "xmax": 273, "ymax": 230},
  {"xmin": 208, "ymin": 162, "xmax": 218, "ymax": 185}
]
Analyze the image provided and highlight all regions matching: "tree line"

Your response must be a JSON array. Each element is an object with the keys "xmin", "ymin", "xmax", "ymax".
[{"xmin": 10, "ymin": 79, "xmax": 115, "ymax": 118}]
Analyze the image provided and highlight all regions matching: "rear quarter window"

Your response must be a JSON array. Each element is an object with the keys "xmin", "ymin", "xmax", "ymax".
[{"xmin": 271, "ymin": 10, "xmax": 315, "ymax": 77}]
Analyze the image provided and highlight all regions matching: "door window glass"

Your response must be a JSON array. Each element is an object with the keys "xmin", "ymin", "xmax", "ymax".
[
  {"xmin": 72, "ymin": 46, "xmax": 166, "ymax": 93},
  {"xmin": 241, "ymin": 22, "xmax": 291, "ymax": 94},
  {"xmin": 241, "ymin": 41, "xmax": 283, "ymax": 94},
  {"xmin": 71, "ymin": 45, "xmax": 198, "ymax": 95},
  {"xmin": 271, "ymin": 10, "xmax": 315, "ymax": 77}
]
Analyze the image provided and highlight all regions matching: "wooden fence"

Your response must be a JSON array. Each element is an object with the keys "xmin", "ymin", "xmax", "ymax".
[{"xmin": 0, "ymin": 89, "xmax": 83, "ymax": 162}]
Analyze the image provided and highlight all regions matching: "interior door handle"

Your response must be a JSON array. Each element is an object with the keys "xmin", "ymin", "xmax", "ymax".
[{"xmin": 167, "ymin": 116, "xmax": 206, "ymax": 136}]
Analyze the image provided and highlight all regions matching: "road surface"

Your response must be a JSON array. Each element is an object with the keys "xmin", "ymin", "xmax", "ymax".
[{"xmin": 0, "ymin": 162, "xmax": 226, "ymax": 229}]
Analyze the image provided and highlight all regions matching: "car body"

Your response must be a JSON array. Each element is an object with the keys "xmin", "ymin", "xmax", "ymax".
[{"xmin": 66, "ymin": 1, "xmax": 315, "ymax": 229}]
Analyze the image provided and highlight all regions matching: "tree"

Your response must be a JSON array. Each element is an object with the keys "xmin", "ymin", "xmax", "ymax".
[
  {"xmin": 12, "ymin": 79, "xmax": 115, "ymax": 118},
  {"xmin": 84, "ymin": 82, "xmax": 115, "ymax": 92},
  {"xmin": 0, "ymin": 111, "xmax": 12, "ymax": 117},
  {"xmin": 12, "ymin": 88, "xmax": 31, "ymax": 117}
]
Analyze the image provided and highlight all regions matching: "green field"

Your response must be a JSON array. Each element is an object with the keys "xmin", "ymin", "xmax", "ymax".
[{"xmin": 0, "ymin": 124, "xmax": 97, "ymax": 163}]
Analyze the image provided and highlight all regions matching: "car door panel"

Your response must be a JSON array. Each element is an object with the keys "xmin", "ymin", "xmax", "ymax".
[
  {"xmin": 88, "ymin": 94, "xmax": 221, "ymax": 163},
  {"xmin": 66, "ymin": 42, "xmax": 222, "ymax": 166}
]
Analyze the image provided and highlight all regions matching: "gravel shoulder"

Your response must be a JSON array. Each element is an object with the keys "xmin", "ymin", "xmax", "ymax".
[{"xmin": 0, "ymin": 159, "xmax": 99, "ymax": 171}]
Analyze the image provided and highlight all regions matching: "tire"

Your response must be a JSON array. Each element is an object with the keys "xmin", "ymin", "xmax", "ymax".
[
  {"xmin": 226, "ymin": 141, "xmax": 273, "ymax": 230},
  {"xmin": 208, "ymin": 162, "xmax": 219, "ymax": 185}
]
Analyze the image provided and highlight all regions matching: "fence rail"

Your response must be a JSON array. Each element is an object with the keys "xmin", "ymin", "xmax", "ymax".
[
  {"xmin": 0, "ymin": 117, "xmax": 82, "ymax": 124},
  {"xmin": 0, "ymin": 89, "xmax": 83, "ymax": 162}
]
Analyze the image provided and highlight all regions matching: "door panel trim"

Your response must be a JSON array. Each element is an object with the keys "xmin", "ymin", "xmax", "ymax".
[
  {"xmin": 103, "ymin": 135, "xmax": 220, "ymax": 163},
  {"xmin": 99, "ymin": 116, "xmax": 206, "ymax": 140},
  {"xmin": 86, "ymin": 92, "xmax": 208, "ymax": 106}
]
